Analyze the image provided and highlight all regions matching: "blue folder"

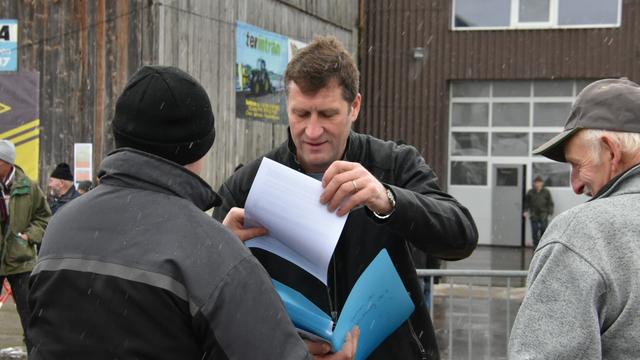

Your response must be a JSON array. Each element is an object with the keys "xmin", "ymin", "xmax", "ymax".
[{"xmin": 273, "ymin": 249, "xmax": 415, "ymax": 360}]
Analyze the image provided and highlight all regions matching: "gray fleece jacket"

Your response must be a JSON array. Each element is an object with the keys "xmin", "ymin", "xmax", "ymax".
[{"xmin": 509, "ymin": 164, "xmax": 640, "ymax": 359}]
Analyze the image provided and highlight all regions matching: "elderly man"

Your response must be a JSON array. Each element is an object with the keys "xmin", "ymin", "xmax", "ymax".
[
  {"xmin": 47, "ymin": 162, "xmax": 80, "ymax": 214},
  {"xmin": 509, "ymin": 78, "xmax": 640, "ymax": 359},
  {"xmin": 216, "ymin": 36, "xmax": 478, "ymax": 359},
  {"xmin": 0, "ymin": 139, "xmax": 50, "ymax": 353}
]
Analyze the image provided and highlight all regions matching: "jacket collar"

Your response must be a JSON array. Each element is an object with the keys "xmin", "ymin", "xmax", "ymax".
[
  {"xmin": 591, "ymin": 162, "xmax": 640, "ymax": 200},
  {"xmin": 98, "ymin": 148, "xmax": 221, "ymax": 210},
  {"xmin": 57, "ymin": 185, "xmax": 80, "ymax": 201},
  {"xmin": 285, "ymin": 129, "xmax": 361, "ymax": 171}
]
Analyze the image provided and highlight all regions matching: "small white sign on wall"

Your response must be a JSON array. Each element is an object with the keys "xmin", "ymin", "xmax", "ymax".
[
  {"xmin": 73, "ymin": 143, "xmax": 92, "ymax": 185},
  {"xmin": 0, "ymin": 20, "xmax": 18, "ymax": 71}
]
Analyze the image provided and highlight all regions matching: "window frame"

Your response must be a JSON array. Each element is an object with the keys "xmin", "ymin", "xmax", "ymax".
[
  {"xmin": 452, "ymin": 0, "xmax": 621, "ymax": 31},
  {"xmin": 448, "ymin": 80, "xmax": 589, "ymax": 189}
]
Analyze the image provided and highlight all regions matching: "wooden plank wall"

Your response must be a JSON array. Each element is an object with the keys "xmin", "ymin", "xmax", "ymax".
[
  {"xmin": 358, "ymin": 0, "xmax": 640, "ymax": 188},
  {"xmin": 156, "ymin": 0, "xmax": 358, "ymax": 189},
  {"xmin": 0, "ymin": 0, "xmax": 155, "ymax": 189},
  {"xmin": 0, "ymin": 0, "xmax": 358, "ymax": 191}
]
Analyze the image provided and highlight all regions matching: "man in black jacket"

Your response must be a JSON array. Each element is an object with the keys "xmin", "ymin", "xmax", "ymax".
[
  {"xmin": 47, "ymin": 162, "xmax": 80, "ymax": 214},
  {"xmin": 215, "ymin": 36, "xmax": 478, "ymax": 359},
  {"xmin": 28, "ymin": 66, "xmax": 358, "ymax": 360}
]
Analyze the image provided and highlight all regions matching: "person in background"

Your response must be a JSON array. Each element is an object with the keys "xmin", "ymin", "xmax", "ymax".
[
  {"xmin": 216, "ymin": 36, "xmax": 478, "ymax": 359},
  {"xmin": 522, "ymin": 175, "xmax": 553, "ymax": 248},
  {"xmin": 0, "ymin": 139, "xmax": 50, "ymax": 354},
  {"xmin": 509, "ymin": 78, "xmax": 640, "ymax": 359},
  {"xmin": 76, "ymin": 180, "xmax": 93, "ymax": 195},
  {"xmin": 28, "ymin": 65, "xmax": 358, "ymax": 360},
  {"xmin": 47, "ymin": 163, "xmax": 80, "ymax": 214}
]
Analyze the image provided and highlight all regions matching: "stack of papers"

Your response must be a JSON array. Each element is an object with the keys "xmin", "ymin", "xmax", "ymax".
[{"xmin": 244, "ymin": 158, "xmax": 415, "ymax": 358}]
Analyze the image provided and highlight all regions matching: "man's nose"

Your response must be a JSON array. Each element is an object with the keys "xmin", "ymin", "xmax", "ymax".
[
  {"xmin": 305, "ymin": 114, "xmax": 323, "ymax": 139},
  {"xmin": 570, "ymin": 170, "xmax": 584, "ymax": 195}
]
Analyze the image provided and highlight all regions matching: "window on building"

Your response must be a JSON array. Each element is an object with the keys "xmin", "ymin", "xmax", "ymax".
[
  {"xmin": 532, "ymin": 162, "xmax": 571, "ymax": 187},
  {"xmin": 451, "ymin": 161, "xmax": 487, "ymax": 185},
  {"xmin": 493, "ymin": 103, "xmax": 530, "ymax": 127},
  {"xmin": 533, "ymin": 103, "xmax": 572, "ymax": 127},
  {"xmin": 454, "ymin": 0, "xmax": 511, "ymax": 28},
  {"xmin": 452, "ymin": 132, "xmax": 488, "ymax": 155},
  {"xmin": 532, "ymin": 132, "xmax": 558, "ymax": 150},
  {"xmin": 519, "ymin": 0, "xmax": 551, "ymax": 23},
  {"xmin": 558, "ymin": 0, "xmax": 619, "ymax": 26},
  {"xmin": 453, "ymin": 0, "xmax": 621, "ymax": 30},
  {"xmin": 492, "ymin": 132, "xmax": 529, "ymax": 156},
  {"xmin": 449, "ymin": 80, "xmax": 588, "ymax": 189},
  {"xmin": 452, "ymin": 103, "xmax": 489, "ymax": 127}
]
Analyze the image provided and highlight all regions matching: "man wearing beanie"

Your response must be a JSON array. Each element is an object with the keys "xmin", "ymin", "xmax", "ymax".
[
  {"xmin": 28, "ymin": 65, "xmax": 358, "ymax": 360},
  {"xmin": 0, "ymin": 139, "xmax": 50, "ymax": 354},
  {"xmin": 47, "ymin": 162, "xmax": 80, "ymax": 214}
]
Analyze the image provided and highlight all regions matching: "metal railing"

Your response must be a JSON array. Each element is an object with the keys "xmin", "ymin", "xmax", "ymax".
[{"xmin": 417, "ymin": 269, "xmax": 529, "ymax": 360}]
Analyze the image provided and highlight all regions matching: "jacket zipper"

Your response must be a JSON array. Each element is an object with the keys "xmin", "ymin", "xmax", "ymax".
[
  {"xmin": 408, "ymin": 320, "xmax": 428, "ymax": 360},
  {"xmin": 327, "ymin": 254, "xmax": 338, "ymax": 324}
]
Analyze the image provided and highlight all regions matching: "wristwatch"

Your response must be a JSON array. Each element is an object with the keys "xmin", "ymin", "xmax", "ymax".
[{"xmin": 374, "ymin": 187, "xmax": 396, "ymax": 219}]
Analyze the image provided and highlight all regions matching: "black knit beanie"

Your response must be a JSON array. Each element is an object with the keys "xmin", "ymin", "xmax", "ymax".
[
  {"xmin": 112, "ymin": 65, "xmax": 215, "ymax": 165},
  {"xmin": 50, "ymin": 163, "xmax": 73, "ymax": 181}
]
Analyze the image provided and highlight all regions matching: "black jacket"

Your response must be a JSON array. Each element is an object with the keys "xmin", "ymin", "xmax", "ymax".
[
  {"xmin": 48, "ymin": 185, "xmax": 80, "ymax": 215},
  {"xmin": 29, "ymin": 149, "xmax": 311, "ymax": 360},
  {"xmin": 213, "ymin": 131, "xmax": 478, "ymax": 359},
  {"xmin": 523, "ymin": 187, "xmax": 554, "ymax": 220}
]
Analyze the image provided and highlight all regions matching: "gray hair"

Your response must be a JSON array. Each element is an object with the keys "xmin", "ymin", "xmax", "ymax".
[{"xmin": 581, "ymin": 129, "xmax": 640, "ymax": 163}]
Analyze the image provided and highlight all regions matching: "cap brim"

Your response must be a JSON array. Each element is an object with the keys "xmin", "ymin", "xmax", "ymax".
[{"xmin": 532, "ymin": 127, "xmax": 581, "ymax": 162}]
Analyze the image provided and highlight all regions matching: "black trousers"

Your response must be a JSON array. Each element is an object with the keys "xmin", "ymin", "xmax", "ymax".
[{"xmin": 1, "ymin": 272, "xmax": 32, "ymax": 353}]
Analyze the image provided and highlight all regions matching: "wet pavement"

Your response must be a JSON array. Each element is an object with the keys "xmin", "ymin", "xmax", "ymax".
[
  {"xmin": 433, "ymin": 245, "xmax": 533, "ymax": 359},
  {"xmin": 0, "ymin": 300, "xmax": 26, "ymax": 359}
]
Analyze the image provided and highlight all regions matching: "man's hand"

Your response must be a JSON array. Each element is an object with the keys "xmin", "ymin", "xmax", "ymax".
[
  {"xmin": 18, "ymin": 232, "xmax": 29, "ymax": 242},
  {"xmin": 222, "ymin": 207, "xmax": 268, "ymax": 242},
  {"xmin": 321, "ymin": 161, "xmax": 392, "ymax": 217},
  {"xmin": 310, "ymin": 327, "xmax": 360, "ymax": 360}
]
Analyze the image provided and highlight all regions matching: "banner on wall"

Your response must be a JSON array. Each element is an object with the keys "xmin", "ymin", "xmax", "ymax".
[
  {"xmin": 73, "ymin": 143, "xmax": 93, "ymax": 184},
  {"xmin": 0, "ymin": 20, "xmax": 18, "ymax": 72},
  {"xmin": 236, "ymin": 22, "xmax": 307, "ymax": 123},
  {"xmin": 287, "ymin": 38, "xmax": 307, "ymax": 61},
  {"xmin": 0, "ymin": 72, "xmax": 40, "ymax": 180}
]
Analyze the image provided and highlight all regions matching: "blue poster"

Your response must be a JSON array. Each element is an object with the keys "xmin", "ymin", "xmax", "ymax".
[
  {"xmin": 235, "ymin": 22, "xmax": 288, "ymax": 123},
  {"xmin": 0, "ymin": 20, "xmax": 18, "ymax": 72}
]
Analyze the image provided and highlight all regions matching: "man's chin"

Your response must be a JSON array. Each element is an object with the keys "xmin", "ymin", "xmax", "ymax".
[{"xmin": 300, "ymin": 155, "xmax": 333, "ymax": 173}]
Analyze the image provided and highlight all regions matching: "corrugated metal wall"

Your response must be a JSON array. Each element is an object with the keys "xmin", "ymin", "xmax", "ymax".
[
  {"xmin": 358, "ymin": 0, "xmax": 640, "ymax": 188},
  {"xmin": 0, "ymin": 0, "xmax": 155, "ymax": 190},
  {"xmin": 0, "ymin": 0, "xmax": 358, "ymax": 190}
]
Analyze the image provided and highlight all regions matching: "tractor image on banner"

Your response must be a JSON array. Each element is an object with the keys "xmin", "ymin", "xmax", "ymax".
[{"xmin": 0, "ymin": 72, "xmax": 40, "ymax": 181}]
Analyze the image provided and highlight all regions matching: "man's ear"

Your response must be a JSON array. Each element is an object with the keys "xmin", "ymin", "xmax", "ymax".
[
  {"xmin": 349, "ymin": 93, "xmax": 362, "ymax": 123},
  {"xmin": 600, "ymin": 134, "xmax": 622, "ymax": 172}
]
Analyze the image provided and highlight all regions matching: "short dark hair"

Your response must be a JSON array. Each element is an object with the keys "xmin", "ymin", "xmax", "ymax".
[
  {"xmin": 284, "ymin": 36, "xmax": 359, "ymax": 104},
  {"xmin": 534, "ymin": 176, "xmax": 544, "ymax": 183}
]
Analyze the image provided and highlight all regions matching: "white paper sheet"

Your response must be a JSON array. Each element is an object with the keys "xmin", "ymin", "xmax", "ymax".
[{"xmin": 244, "ymin": 158, "xmax": 347, "ymax": 284}]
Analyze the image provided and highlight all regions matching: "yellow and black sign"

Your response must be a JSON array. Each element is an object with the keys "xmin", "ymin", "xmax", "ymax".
[{"xmin": 0, "ymin": 72, "xmax": 40, "ymax": 180}]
